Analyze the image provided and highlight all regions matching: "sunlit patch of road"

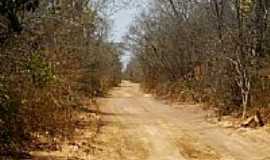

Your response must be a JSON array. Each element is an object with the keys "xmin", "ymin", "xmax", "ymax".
[{"xmin": 98, "ymin": 81, "xmax": 270, "ymax": 160}]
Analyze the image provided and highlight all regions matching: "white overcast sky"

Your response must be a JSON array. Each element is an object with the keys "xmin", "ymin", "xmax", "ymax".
[
  {"xmin": 110, "ymin": 1, "xmax": 144, "ymax": 42},
  {"xmin": 110, "ymin": 10, "xmax": 134, "ymax": 42},
  {"xmin": 110, "ymin": 1, "xmax": 147, "ymax": 68}
]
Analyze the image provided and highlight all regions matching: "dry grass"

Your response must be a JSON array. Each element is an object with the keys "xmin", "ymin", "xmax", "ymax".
[
  {"xmin": 30, "ymin": 102, "xmax": 101, "ymax": 159},
  {"xmin": 31, "ymin": 108, "xmax": 150, "ymax": 160}
]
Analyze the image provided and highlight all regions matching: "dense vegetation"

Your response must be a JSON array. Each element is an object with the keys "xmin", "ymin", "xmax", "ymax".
[
  {"xmin": 0, "ymin": 0, "xmax": 121, "ymax": 156},
  {"xmin": 126, "ymin": 0, "xmax": 270, "ymax": 120}
]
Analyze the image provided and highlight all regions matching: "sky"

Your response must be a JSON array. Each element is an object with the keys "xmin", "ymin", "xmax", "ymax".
[
  {"xmin": 110, "ymin": 1, "xmax": 146, "ymax": 69},
  {"xmin": 110, "ymin": 1, "xmax": 144, "ymax": 42},
  {"xmin": 111, "ymin": 9, "xmax": 135, "ymax": 42}
]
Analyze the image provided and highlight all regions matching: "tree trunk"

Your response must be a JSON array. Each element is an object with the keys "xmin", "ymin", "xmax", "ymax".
[{"xmin": 242, "ymin": 90, "xmax": 249, "ymax": 119}]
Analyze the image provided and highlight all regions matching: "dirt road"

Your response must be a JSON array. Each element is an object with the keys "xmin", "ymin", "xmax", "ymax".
[{"xmin": 97, "ymin": 81, "xmax": 270, "ymax": 160}]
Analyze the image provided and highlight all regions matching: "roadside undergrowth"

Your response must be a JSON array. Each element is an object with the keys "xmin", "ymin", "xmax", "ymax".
[{"xmin": 30, "ymin": 99, "xmax": 103, "ymax": 159}]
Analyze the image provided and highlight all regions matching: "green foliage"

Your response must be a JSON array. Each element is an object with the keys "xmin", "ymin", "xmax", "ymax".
[
  {"xmin": 240, "ymin": 0, "xmax": 255, "ymax": 16},
  {"xmin": 0, "ymin": 83, "xmax": 25, "ymax": 151},
  {"xmin": 0, "ymin": 98, "xmax": 18, "ymax": 145},
  {"xmin": 26, "ymin": 54, "xmax": 55, "ymax": 87}
]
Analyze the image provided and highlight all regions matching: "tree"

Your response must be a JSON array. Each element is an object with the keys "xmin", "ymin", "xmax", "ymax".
[
  {"xmin": 126, "ymin": 0, "xmax": 270, "ymax": 119},
  {"xmin": 0, "ymin": 0, "xmax": 122, "ymax": 155},
  {"xmin": 0, "ymin": 0, "xmax": 39, "ymax": 32}
]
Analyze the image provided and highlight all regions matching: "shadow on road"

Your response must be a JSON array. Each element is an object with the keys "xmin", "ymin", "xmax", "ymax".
[
  {"xmin": 32, "ymin": 155, "xmax": 83, "ymax": 160},
  {"xmin": 78, "ymin": 106, "xmax": 132, "ymax": 117}
]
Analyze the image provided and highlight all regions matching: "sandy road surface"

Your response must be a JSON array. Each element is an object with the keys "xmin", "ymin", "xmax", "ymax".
[{"xmin": 98, "ymin": 81, "xmax": 270, "ymax": 160}]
